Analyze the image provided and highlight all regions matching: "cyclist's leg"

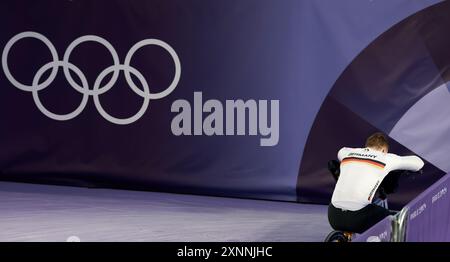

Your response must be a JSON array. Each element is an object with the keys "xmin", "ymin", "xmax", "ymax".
[
  {"xmin": 329, "ymin": 204, "xmax": 393, "ymax": 234},
  {"xmin": 356, "ymin": 204, "xmax": 392, "ymax": 233},
  {"xmin": 328, "ymin": 204, "xmax": 361, "ymax": 233}
]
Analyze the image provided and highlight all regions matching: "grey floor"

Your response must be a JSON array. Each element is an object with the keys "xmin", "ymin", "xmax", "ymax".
[{"xmin": 0, "ymin": 182, "xmax": 331, "ymax": 242}]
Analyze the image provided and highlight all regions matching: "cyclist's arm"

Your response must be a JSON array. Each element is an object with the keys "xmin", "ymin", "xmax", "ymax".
[
  {"xmin": 386, "ymin": 153, "xmax": 424, "ymax": 172},
  {"xmin": 337, "ymin": 147, "xmax": 351, "ymax": 162}
]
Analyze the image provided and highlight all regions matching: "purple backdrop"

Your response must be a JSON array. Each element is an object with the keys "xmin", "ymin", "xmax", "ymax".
[{"xmin": 0, "ymin": 0, "xmax": 448, "ymax": 206}]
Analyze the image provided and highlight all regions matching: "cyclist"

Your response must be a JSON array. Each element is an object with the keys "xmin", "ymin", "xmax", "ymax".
[{"xmin": 328, "ymin": 132, "xmax": 424, "ymax": 233}]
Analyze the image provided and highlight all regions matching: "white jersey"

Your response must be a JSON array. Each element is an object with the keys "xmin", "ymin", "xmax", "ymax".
[{"xmin": 331, "ymin": 147, "xmax": 424, "ymax": 211}]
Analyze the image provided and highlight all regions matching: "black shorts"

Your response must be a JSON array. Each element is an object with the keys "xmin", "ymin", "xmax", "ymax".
[{"xmin": 328, "ymin": 203, "xmax": 393, "ymax": 234}]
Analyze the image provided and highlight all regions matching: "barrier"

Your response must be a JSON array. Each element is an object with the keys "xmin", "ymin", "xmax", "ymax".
[
  {"xmin": 401, "ymin": 174, "xmax": 450, "ymax": 241},
  {"xmin": 357, "ymin": 173, "xmax": 450, "ymax": 242},
  {"xmin": 352, "ymin": 216, "xmax": 393, "ymax": 242}
]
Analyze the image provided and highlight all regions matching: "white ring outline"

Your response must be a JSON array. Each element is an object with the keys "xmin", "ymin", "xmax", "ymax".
[
  {"xmin": 93, "ymin": 64, "xmax": 150, "ymax": 125},
  {"xmin": 32, "ymin": 61, "xmax": 89, "ymax": 121},
  {"xmin": 124, "ymin": 39, "xmax": 181, "ymax": 99},
  {"xmin": 2, "ymin": 31, "xmax": 59, "ymax": 92},
  {"xmin": 63, "ymin": 35, "xmax": 120, "ymax": 96}
]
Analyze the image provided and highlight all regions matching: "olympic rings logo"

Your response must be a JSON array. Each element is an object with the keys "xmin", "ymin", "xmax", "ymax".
[{"xmin": 1, "ymin": 31, "xmax": 181, "ymax": 125}]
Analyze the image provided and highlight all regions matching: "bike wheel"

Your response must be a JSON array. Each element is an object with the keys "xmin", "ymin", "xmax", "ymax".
[{"xmin": 324, "ymin": 231, "xmax": 349, "ymax": 242}]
